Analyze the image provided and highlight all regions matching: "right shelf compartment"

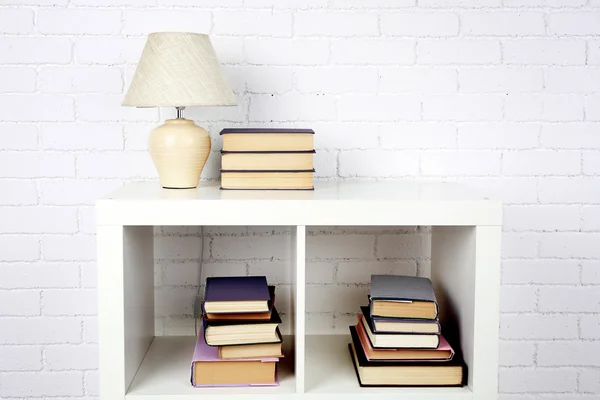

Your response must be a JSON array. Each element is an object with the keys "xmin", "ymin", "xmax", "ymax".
[
  {"xmin": 303, "ymin": 335, "xmax": 472, "ymax": 399},
  {"xmin": 300, "ymin": 225, "xmax": 501, "ymax": 399}
]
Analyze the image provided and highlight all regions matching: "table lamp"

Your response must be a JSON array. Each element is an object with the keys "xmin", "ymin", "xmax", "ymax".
[{"xmin": 123, "ymin": 32, "xmax": 236, "ymax": 189}]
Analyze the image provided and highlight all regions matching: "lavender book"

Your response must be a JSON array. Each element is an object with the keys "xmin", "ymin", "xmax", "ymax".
[
  {"xmin": 191, "ymin": 324, "xmax": 279, "ymax": 387},
  {"xmin": 204, "ymin": 276, "xmax": 270, "ymax": 314}
]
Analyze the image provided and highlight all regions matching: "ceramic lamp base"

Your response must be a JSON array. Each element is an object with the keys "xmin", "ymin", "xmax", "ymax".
[{"xmin": 148, "ymin": 119, "xmax": 210, "ymax": 189}]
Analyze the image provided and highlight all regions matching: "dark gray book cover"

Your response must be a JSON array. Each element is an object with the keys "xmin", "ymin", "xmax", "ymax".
[
  {"xmin": 370, "ymin": 275, "xmax": 437, "ymax": 303},
  {"xmin": 220, "ymin": 169, "xmax": 315, "ymax": 173},
  {"xmin": 221, "ymin": 150, "xmax": 316, "ymax": 154},
  {"xmin": 360, "ymin": 306, "xmax": 441, "ymax": 334},
  {"xmin": 204, "ymin": 276, "xmax": 269, "ymax": 302},
  {"xmin": 220, "ymin": 128, "xmax": 314, "ymax": 135}
]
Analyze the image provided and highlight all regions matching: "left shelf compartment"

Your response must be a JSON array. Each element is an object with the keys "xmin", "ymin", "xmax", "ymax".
[{"xmin": 98, "ymin": 225, "xmax": 306, "ymax": 399}]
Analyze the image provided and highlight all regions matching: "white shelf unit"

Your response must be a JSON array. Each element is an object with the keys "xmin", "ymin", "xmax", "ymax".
[{"xmin": 97, "ymin": 181, "xmax": 502, "ymax": 400}]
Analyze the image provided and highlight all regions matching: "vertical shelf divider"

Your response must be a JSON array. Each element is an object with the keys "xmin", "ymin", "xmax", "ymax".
[{"xmin": 291, "ymin": 225, "xmax": 306, "ymax": 393}]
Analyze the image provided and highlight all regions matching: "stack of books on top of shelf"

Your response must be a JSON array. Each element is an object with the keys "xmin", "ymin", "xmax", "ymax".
[
  {"xmin": 349, "ymin": 275, "xmax": 467, "ymax": 387},
  {"xmin": 191, "ymin": 276, "xmax": 283, "ymax": 387},
  {"xmin": 220, "ymin": 128, "xmax": 315, "ymax": 190}
]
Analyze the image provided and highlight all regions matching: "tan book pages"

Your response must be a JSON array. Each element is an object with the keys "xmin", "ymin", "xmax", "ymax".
[
  {"xmin": 350, "ymin": 343, "xmax": 463, "ymax": 386},
  {"xmin": 203, "ymin": 300, "xmax": 269, "ymax": 314},
  {"xmin": 221, "ymin": 152, "xmax": 314, "ymax": 171},
  {"xmin": 193, "ymin": 360, "xmax": 276, "ymax": 385},
  {"xmin": 219, "ymin": 342, "xmax": 284, "ymax": 359},
  {"xmin": 221, "ymin": 172, "xmax": 314, "ymax": 190},
  {"xmin": 371, "ymin": 300, "xmax": 437, "ymax": 319},
  {"xmin": 222, "ymin": 133, "xmax": 314, "ymax": 151}
]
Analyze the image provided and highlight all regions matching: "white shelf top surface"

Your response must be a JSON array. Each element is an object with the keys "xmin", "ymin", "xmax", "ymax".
[
  {"xmin": 97, "ymin": 181, "xmax": 501, "ymax": 226},
  {"xmin": 101, "ymin": 180, "xmax": 493, "ymax": 202}
]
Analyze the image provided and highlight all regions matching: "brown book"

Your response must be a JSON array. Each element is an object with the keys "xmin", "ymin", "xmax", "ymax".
[
  {"xmin": 349, "ymin": 340, "xmax": 465, "ymax": 387},
  {"xmin": 206, "ymin": 310, "xmax": 271, "ymax": 321},
  {"xmin": 221, "ymin": 171, "xmax": 314, "ymax": 190},
  {"xmin": 220, "ymin": 128, "xmax": 314, "ymax": 151},
  {"xmin": 193, "ymin": 359, "xmax": 277, "ymax": 386},
  {"xmin": 353, "ymin": 323, "xmax": 453, "ymax": 361},
  {"xmin": 221, "ymin": 150, "xmax": 315, "ymax": 171},
  {"xmin": 191, "ymin": 325, "xmax": 278, "ymax": 387},
  {"xmin": 206, "ymin": 286, "xmax": 275, "ymax": 322},
  {"xmin": 219, "ymin": 341, "xmax": 284, "ymax": 360}
]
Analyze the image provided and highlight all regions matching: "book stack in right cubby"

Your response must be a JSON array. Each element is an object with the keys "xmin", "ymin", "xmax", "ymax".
[{"xmin": 349, "ymin": 275, "xmax": 467, "ymax": 387}]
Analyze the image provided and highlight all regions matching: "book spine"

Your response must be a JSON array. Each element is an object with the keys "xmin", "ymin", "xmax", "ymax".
[
  {"xmin": 220, "ymin": 169, "xmax": 315, "ymax": 173},
  {"xmin": 221, "ymin": 150, "xmax": 316, "ymax": 154},
  {"xmin": 202, "ymin": 318, "xmax": 214, "ymax": 347}
]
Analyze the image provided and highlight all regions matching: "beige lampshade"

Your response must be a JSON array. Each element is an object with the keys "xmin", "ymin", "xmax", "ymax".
[{"xmin": 122, "ymin": 32, "xmax": 236, "ymax": 107}]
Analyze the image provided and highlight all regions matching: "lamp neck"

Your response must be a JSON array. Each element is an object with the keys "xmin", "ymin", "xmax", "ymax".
[{"xmin": 176, "ymin": 106, "xmax": 185, "ymax": 119}]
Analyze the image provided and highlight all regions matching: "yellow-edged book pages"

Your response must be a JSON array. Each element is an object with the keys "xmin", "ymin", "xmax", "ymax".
[
  {"xmin": 371, "ymin": 300, "xmax": 437, "ymax": 320},
  {"xmin": 221, "ymin": 171, "xmax": 314, "ymax": 190},
  {"xmin": 221, "ymin": 151, "xmax": 315, "ymax": 171},
  {"xmin": 219, "ymin": 342, "xmax": 284, "ymax": 360},
  {"xmin": 349, "ymin": 342, "xmax": 465, "ymax": 387},
  {"xmin": 220, "ymin": 128, "xmax": 314, "ymax": 151},
  {"xmin": 193, "ymin": 359, "xmax": 277, "ymax": 386}
]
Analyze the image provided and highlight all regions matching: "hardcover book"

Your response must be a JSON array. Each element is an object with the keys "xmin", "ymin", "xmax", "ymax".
[
  {"xmin": 220, "ymin": 128, "xmax": 314, "ymax": 152},
  {"xmin": 220, "ymin": 170, "xmax": 314, "ymax": 190},
  {"xmin": 351, "ymin": 324, "xmax": 454, "ymax": 362},
  {"xmin": 205, "ymin": 286, "xmax": 275, "ymax": 322},
  {"xmin": 191, "ymin": 324, "xmax": 278, "ymax": 387},
  {"xmin": 204, "ymin": 307, "xmax": 283, "ymax": 346},
  {"xmin": 359, "ymin": 306, "xmax": 440, "ymax": 334},
  {"xmin": 221, "ymin": 150, "xmax": 315, "ymax": 171},
  {"xmin": 370, "ymin": 275, "xmax": 439, "ymax": 319},
  {"xmin": 360, "ymin": 313, "xmax": 440, "ymax": 349},
  {"xmin": 348, "ymin": 329, "xmax": 466, "ymax": 387},
  {"xmin": 204, "ymin": 276, "xmax": 270, "ymax": 314},
  {"xmin": 219, "ymin": 334, "xmax": 284, "ymax": 360}
]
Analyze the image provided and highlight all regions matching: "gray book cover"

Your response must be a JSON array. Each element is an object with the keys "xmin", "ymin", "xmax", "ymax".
[{"xmin": 370, "ymin": 275, "xmax": 437, "ymax": 303}]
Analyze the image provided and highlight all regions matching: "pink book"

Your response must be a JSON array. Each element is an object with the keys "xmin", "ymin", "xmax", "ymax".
[
  {"xmin": 354, "ymin": 315, "xmax": 455, "ymax": 362},
  {"xmin": 191, "ymin": 324, "xmax": 279, "ymax": 387}
]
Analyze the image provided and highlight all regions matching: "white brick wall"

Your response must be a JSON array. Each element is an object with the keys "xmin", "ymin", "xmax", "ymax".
[{"xmin": 1, "ymin": 1, "xmax": 600, "ymax": 398}]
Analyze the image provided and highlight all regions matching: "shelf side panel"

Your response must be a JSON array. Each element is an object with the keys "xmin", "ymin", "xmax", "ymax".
[
  {"xmin": 98, "ymin": 225, "xmax": 126, "ymax": 400},
  {"xmin": 472, "ymin": 226, "xmax": 501, "ymax": 398},
  {"xmin": 431, "ymin": 227, "xmax": 476, "ymax": 395},
  {"xmin": 98, "ymin": 225, "xmax": 155, "ymax": 400},
  {"xmin": 431, "ymin": 226, "xmax": 500, "ymax": 400},
  {"xmin": 292, "ymin": 225, "xmax": 306, "ymax": 394},
  {"xmin": 123, "ymin": 226, "xmax": 155, "ymax": 388}
]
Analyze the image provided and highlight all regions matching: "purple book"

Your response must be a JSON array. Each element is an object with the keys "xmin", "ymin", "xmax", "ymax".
[
  {"xmin": 191, "ymin": 324, "xmax": 279, "ymax": 387},
  {"xmin": 204, "ymin": 276, "xmax": 270, "ymax": 314}
]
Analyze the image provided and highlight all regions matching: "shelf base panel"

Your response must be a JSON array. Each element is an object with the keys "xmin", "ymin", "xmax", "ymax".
[{"xmin": 125, "ymin": 335, "xmax": 472, "ymax": 399}]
